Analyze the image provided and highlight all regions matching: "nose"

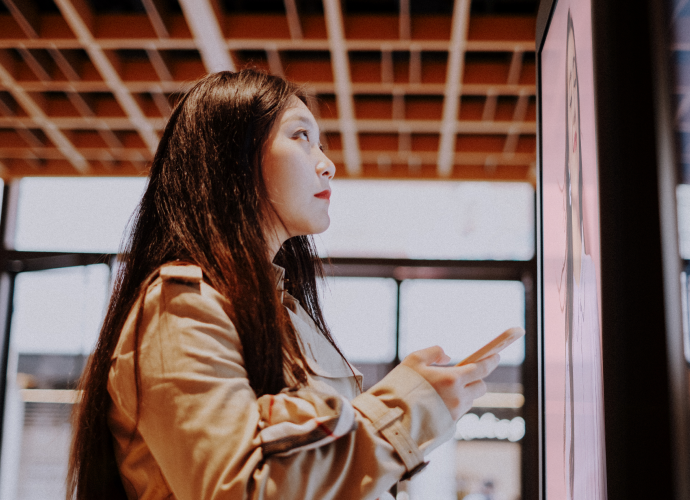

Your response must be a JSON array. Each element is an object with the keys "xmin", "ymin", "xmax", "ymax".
[{"xmin": 316, "ymin": 153, "xmax": 336, "ymax": 180}]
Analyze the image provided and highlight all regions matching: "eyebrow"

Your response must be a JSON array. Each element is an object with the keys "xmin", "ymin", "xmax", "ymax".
[
  {"xmin": 286, "ymin": 114, "xmax": 315, "ymax": 127},
  {"xmin": 285, "ymin": 114, "xmax": 321, "ymax": 136}
]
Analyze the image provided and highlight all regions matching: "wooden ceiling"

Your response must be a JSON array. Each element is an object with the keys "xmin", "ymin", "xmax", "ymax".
[{"xmin": 0, "ymin": 0, "xmax": 538, "ymax": 180}]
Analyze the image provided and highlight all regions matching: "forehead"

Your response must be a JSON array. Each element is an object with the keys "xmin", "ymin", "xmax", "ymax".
[{"xmin": 280, "ymin": 98, "xmax": 317, "ymax": 126}]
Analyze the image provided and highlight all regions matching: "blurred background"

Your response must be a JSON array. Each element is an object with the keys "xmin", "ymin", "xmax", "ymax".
[{"xmin": 0, "ymin": 0, "xmax": 542, "ymax": 499}]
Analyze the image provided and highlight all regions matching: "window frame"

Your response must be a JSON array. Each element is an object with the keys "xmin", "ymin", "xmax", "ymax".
[{"xmin": 0, "ymin": 182, "xmax": 539, "ymax": 499}]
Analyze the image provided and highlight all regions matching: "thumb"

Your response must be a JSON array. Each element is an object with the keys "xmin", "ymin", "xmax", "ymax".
[{"xmin": 410, "ymin": 345, "xmax": 451, "ymax": 366}]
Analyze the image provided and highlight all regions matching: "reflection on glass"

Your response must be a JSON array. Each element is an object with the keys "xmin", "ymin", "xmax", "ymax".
[
  {"xmin": 677, "ymin": 185, "xmax": 690, "ymax": 259},
  {"xmin": 14, "ymin": 177, "xmax": 146, "ymax": 253},
  {"xmin": 399, "ymin": 279, "xmax": 525, "ymax": 365},
  {"xmin": 316, "ymin": 180, "xmax": 535, "ymax": 260},
  {"xmin": 320, "ymin": 277, "xmax": 397, "ymax": 363},
  {"xmin": 0, "ymin": 265, "xmax": 110, "ymax": 500}
]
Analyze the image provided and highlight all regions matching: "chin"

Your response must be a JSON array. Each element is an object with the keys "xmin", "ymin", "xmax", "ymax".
[{"xmin": 308, "ymin": 216, "xmax": 331, "ymax": 235}]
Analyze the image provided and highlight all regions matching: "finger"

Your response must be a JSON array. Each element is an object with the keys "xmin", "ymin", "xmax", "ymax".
[
  {"xmin": 408, "ymin": 345, "xmax": 449, "ymax": 366},
  {"xmin": 458, "ymin": 354, "xmax": 501, "ymax": 383},
  {"xmin": 464, "ymin": 379, "xmax": 488, "ymax": 400},
  {"xmin": 481, "ymin": 353, "xmax": 501, "ymax": 373}
]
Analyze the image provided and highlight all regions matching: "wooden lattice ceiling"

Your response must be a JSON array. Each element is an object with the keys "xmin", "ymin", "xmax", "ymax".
[{"xmin": 0, "ymin": 0, "xmax": 537, "ymax": 180}]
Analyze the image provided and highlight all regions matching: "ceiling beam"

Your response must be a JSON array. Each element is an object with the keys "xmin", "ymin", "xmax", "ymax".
[
  {"xmin": 97, "ymin": 126, "xmax": 124, "ymax": 150},
  {"xmin": 0, "ymin": 38, "xmax": 537, "ymax": 54},
  {"xmin": 392, "ymin": 91, "xmax": 405, "ymax": 120},
  {"xmin": 323, "ymin": 0, "xmax": 361, "ymax": 176},
  {"xmin": 437, "ymin": 0, "xmax": 471, "ymax": 177},
  {"xmin": 0, "ymin": 50, "xmax": 88, "ymax": 172},
  {"xmin": 513, "ymin": 91, "xmax": 529, "ymax": 122},
  {"xmin": 381, "ymin": 47, "xmax": 393, "ymax": 84},
  {"xmin": 506, "ymin": 48, "xmax": 523, "ymax": 85},
  {"xmin": 146, "ymin": 47, "xmax": 173, "ymax": 81},
  {"xmin": 16, "ymin": 47, "xmax": 52, "ymax": 81},
  {"xmin": 284, "ymin": 0, "xmax": 303, "ymax": 40},
  {"xmin": 0, "ymin": 116, "xmax": 536, "ymax": 134},
  {"xmin": 54, "ymin": 0, "xmax": 160, "ymax": 155},
  {"xmin": 178, "ymin": 0, "xmax": 235, "ymax": 73},
  {"xmin": 2, "ymin": 0, "xmax": 40, "ymax": 39},
  {"xmin": 503, "ymin": 129, "xmax": 519, "ymax": 154},
  {"xmin": 151, "ymin": 88, "xmax": 172, "ymax": 117},
  {"xmin": 482, "ymin": 91, "xmax": 497, "ymax": 121},
  {"xmin": 0, "ymin": 148, "xmax": 148, "ymax": 162},
  {"xmin": 266, "ymin": 46, "xmax": 285, "ymax": 77},
  {"xmin": 2, "ymin": 80, "xmax": 536, "ymax": 97},
  {"xmin": 503, "ymin": 90, "xmax": 530, "ymax": 154},
  {"xmin": 399, "ymin": 0, "xmax": 411, "ymax": 40},
  {"xmin": 398, "ymin": 128, "xmax": 411, "ymax": 152},
  {"xmin": 409, "ymin": 44, "xmax": 421, "ymax": 84},
  {"xmin": 141, "ymin": 0, "xmax": 171, "ymax": 39},
  {"xmin": 65, "ymin": 91, "xmax": 94, "ymax": 117},
  {"xmin": 47, "ymin": 46, "xmax": 81, "ymax": 81}
]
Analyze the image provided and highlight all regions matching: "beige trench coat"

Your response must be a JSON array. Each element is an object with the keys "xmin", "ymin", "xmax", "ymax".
[{"xmin": 107, "ymin": 263, "xmax": 455, "ymax": 500}]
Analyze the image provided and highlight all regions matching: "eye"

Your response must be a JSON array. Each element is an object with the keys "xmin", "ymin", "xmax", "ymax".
[
  {"xmin": 295, "ymin": 129, "xmax": 309, "ymax": 141},
  {"xmin": 319, "ymin": 143, "xmax": 324, "ymax": 152}
]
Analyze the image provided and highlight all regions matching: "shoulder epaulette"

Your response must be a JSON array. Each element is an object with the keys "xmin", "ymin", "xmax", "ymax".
[{"xmin": 159, "ymin": 264, "xmax": 203, "ymax": 284}]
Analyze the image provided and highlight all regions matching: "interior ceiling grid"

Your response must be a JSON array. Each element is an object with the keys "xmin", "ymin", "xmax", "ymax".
[{"xmin": 0, "ymin": 0, "xmax": 537, "ymax": 181}]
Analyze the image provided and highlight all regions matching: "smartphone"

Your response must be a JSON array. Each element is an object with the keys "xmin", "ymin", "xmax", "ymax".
[{"xmin": 455, "ymin": 327, "xmax": 526, "ymax": 367}]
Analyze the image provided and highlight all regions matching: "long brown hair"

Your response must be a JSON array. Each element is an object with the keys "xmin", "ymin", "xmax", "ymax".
[{"xmin": 67, "ymin": 70, "xmax": 341, "ymax": 499}]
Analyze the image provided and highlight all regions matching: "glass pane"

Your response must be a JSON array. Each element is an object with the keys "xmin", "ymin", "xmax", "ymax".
[
  {"xmin": 0, "ymin": 265, "xmax": 110, "ymax": 500},
  {"xmin": 401, "ymin": 439, "xmax": 522, "ymax": 500},
  {"xmin": 14, "ymin": 177, "xmax": 147, "ymax": 253},
  {"xmin": 316, "ymin": 180, "xmax": 535, "ymax": 260},
  {"xmin": 320, "ymin": 277, "xmax": 397, "ymax": 363},
  {"xmin": 11, "ymin": 265, "xmax": 110, "ymax": 355},
  {"xmin": 399, "ymin": 280, "xmax": 525, "ymax": 365}
]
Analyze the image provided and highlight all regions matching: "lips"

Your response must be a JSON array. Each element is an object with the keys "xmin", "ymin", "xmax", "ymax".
[{"xmin": 314, "ymin": 189, "xmax": 331, "ymax": 200}]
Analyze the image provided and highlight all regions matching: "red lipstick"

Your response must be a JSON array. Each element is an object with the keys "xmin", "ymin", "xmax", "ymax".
[{"xmin": 314, "ymin": 189, "xmax": 331, "ymax": 200}]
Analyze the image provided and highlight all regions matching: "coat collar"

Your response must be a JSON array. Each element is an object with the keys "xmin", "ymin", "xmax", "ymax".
[
  {"xmin": 271, "ymin": 263, "xmax": 297, "ymax": 309},
  {"xmin": 271, "ymin": 263, "xmax": 286, "ymax": 295}
]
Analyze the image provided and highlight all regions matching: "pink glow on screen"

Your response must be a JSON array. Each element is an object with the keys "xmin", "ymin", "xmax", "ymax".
[{"xmin": 541, "ymin": 0, "xmax": 607, "ymax": 498}]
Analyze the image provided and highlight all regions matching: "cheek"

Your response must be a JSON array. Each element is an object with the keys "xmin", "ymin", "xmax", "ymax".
[{"xmin": 264, "ymin": 150, "xmax": 296, "ymax": 201}]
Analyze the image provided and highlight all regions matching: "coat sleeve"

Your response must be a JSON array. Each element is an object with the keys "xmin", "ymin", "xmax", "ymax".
[{"xmin": 108, "ymin": 268, "xmax": 455, "ymax": 500}]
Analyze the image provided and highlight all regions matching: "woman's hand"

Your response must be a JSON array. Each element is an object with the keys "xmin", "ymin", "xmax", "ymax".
[{"xmin": 401, "ymin": 346, "xmax": 500, "ymax": 420}]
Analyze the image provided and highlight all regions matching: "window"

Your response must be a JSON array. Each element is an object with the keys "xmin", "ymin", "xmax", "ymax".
[
  {"xmin": 320, "ymin": 277, "xmax": 398, "ymax": 363},
  {"xmin": 317, "ymin": 180, "xmax": 535, "ymax": 260},
  {"xmin": 14, "ymin": 178, "xmax": 147, "ymax": 253},
  {"xmin": 399, "ymin": 279, "xmax": 525, "ymax": 365},
  {"xmin": 0, "ymin": 178, "xmax": 535, "ymax": 500}
]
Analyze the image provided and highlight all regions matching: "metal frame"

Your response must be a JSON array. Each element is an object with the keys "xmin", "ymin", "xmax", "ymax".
[{"xmin": 534, "ymin": 1, "xmax": 553, "ymax": 498}]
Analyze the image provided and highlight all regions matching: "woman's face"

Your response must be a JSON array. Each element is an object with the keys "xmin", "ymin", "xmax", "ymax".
[{"xmin": 262, "ymin": 97, "xmax": 335, "ymax": 245}]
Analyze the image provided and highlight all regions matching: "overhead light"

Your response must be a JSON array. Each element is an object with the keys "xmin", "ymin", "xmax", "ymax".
[
  {"xmin": 20, "ymin": 389, "xmax": 81, "ymax": 404},
  {"xmin": 472, "ymin": 392, "xmax": 524, "ymax": 409},
  {"xmin": 455, "ymin": 413, "xmax": 525, "ymax": 442}
]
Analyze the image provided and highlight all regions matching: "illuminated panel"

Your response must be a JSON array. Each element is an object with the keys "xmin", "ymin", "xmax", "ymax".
[{"xmin": 540, "ymin": 0, "xmax": 607, "ymax": 497}]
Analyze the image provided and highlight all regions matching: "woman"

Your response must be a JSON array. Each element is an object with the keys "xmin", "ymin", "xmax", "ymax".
[{"xmin": 67, "ymin": 69, "xmax": 499, "ymax": 500}]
